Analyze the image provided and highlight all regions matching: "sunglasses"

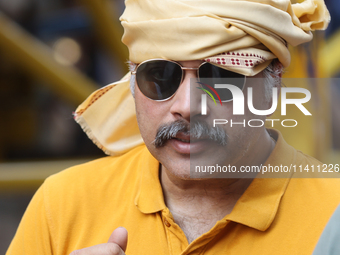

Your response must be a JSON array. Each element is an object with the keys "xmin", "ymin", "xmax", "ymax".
[{"xmin": 131, "ymin": 59, "xmax": 246, "ymax": 102}]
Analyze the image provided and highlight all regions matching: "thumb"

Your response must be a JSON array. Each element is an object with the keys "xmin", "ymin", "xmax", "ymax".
[{"xmin": 108, "ymin": 227, "xmax": 128, "ymax": 252}]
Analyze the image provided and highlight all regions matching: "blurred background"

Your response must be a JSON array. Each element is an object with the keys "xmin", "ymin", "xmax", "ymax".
[{"xmin": 0, "ymin": 0, "xmax": 340, "ymax": 253}]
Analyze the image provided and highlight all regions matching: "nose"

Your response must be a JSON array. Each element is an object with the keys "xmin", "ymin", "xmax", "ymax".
[{"xmin": 169, "ymin": 69, "xmax": 205, "ymax": 121}]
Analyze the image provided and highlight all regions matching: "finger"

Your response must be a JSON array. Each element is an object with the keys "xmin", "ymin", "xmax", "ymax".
[
  {"xmin": 70, "ymin": 243, "xmax": 125, "ymax": 255},
  {"xmin": 108, "ymin": 227, "xmax": 128, "ymax": 252}
]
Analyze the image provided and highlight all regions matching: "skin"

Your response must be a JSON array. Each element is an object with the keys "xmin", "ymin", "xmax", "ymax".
[
  {"xmin": 69, "ymin": 227, "xmax": 128, "ymax": 255},
  {"xmin": 70, "ymin": 60, "xmax": 276, "ymax": 253}
]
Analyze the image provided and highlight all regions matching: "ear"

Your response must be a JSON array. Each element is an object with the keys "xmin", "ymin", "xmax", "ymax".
[{"xmin": 266, "ymin": 83, "xmax": 281, "ymax": 118}]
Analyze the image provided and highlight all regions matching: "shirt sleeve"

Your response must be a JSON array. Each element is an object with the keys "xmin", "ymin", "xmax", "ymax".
[
  {"xmin": 313, "ymin": 204, "xmax": 340, "ymax": 255},
  {"xmin": 6, "ymin": 183, "xmax": 54, "ymax": 255}
]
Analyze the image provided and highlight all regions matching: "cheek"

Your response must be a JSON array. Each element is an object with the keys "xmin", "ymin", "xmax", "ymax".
[
  {"xmin": 134, "ymin": 90, "xmax": 165, "ymax": 144},
  {"xmin": 243, "ymin": 84, "xmax": 270, "ymax": 117}
]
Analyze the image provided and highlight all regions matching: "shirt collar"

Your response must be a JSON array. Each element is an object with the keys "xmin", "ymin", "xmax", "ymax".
[
  {"xmin": 226, "ymin": 129, "xmax": 295, "ymax": 231},
  {"xmin": 134, "ymin": 147, "xmax": 166, "ymax": 213}
]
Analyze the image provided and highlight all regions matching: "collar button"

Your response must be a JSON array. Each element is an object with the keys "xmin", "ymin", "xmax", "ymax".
[{"xmin": 164, "ymin": 219, "xmax": 171, "ymax": 227}]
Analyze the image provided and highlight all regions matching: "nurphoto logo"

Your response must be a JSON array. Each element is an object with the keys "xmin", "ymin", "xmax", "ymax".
[
  {"xmin": 199, "ymin": 83, "xmax": 311, "ymax": 116},
  {"xmin": 197, "ymin": 82, "xmax": 312, "ymax": 128}
]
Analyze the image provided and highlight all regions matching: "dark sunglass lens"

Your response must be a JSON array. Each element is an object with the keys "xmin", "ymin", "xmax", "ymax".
[
  {"xmin": 136, "ymin": 60, "xmax": 182, "ymax": 100},
  {"xmin": 199, "ymin": 63, "xmax": 245, "ymax": 101}
]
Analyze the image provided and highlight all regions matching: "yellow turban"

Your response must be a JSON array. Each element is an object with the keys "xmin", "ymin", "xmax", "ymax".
[
  {"xmin": 121, "ymin": 0, "xmax": 330, "ymax": 76},
  {"xmin": 75, "ymin": 0, "xmax": 330, "ymax": 156}
]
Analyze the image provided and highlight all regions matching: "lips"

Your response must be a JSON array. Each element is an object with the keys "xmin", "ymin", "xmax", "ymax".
[
  {"xmin": 173, "ymin": 133, "xmax": 190, "ymax": 143},
  {"xmin": 167, "ymin": 132, "xmax": 209, "ymax": 154},
  {"xmin": 174, "ymin": 138, "xmax": 190, "ymax": 143}
]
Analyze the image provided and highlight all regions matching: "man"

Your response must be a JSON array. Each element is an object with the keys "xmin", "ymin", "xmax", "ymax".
[{"xmin": 7, "ymin": 0, "xmax": 340, "ymax": 254}]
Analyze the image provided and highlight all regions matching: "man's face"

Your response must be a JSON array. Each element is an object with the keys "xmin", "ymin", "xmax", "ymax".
[{"xmin": 134, "ymin": 60, "xmax": 272, "ymax": 179}]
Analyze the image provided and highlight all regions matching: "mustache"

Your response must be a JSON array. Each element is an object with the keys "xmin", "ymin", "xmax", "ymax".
[{"xmin": 153, "ymin": 120, "xmax": 228, "ymax": 148}]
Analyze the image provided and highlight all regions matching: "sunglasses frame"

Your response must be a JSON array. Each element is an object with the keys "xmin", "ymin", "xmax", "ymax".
[{"xmin": 131, "ymin": 58, "xmax": 246, "ymax": 102}]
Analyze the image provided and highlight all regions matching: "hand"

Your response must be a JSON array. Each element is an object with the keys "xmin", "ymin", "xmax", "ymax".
[{"xmin": 70, "ymin": 227, "xmax": 128, "ymax": 255}]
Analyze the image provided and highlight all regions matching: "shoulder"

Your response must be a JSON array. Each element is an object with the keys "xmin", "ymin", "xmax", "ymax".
[
  {"xmin": 40, "ymin": 145, "xmax": 153, "ymax": 213},
  {"xmin": 269, "ymin": 129, "xmax": 340, "ymax": 223},
  {"xmin": 45, "ymin": 145, "xmax": 148, "ymax": 189},
  {"xmin": 288, "ymin": 150, "xmax": 340, "ymax": 200},
  {"xmin": 282, "ymin": 151, "xmax": 340, "ymax": 231},
  {"xmin": 7, "ymin": 145, "xmax": 157, "ymax": 253}
]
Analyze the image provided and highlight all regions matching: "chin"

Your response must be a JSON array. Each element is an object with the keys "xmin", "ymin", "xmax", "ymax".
[
  {"xmin": 161, "ymin": 160, "xmax": 192, "ymax": 179},
  {"xmin": 163, "ymin": 162, "xmax": 216, "ymax": 180},
  {"xmin": 171, "ymin": 171, "xmax": 192, "ymax": 180}
]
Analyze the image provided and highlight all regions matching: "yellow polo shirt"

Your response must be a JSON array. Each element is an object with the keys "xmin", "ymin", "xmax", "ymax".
[{"xmin": 6, "ymin": 130, "xmax": 340, "ymax": 255}]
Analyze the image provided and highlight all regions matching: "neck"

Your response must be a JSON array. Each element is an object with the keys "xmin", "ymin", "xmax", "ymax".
[
  {"xmin": 161, "ymin": 170, "xmax": 253, "ymax": 215},
  {"xmin": 161, "ymin": 170, "xmax": 253, "ymax": 243}
]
